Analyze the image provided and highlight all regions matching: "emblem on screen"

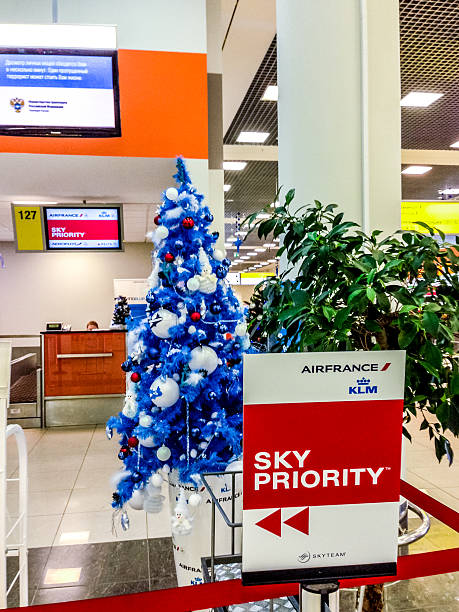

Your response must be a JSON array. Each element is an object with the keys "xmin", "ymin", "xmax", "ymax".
[{"xmin": 10, "ymin": 97, "xmax": 24, "ymax": 113}]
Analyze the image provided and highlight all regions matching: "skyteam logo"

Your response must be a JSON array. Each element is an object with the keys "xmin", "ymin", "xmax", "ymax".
[{"xmin": 349, "ymin": 377, "xmax": 378, "ymax": 395}]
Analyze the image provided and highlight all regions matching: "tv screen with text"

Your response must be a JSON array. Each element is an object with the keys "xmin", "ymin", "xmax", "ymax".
[{"xmin": 44, "ymin": 207, "xmax": 123, "ymax": 251}]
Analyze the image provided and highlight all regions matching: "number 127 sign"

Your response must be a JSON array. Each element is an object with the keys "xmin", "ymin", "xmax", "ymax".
[{"xmin": 242, "ymin": 351, "xmax": 405, "ymax": 586}]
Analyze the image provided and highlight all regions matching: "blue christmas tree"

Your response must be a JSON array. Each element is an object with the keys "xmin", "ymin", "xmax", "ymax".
[{"xmin": 107, "ymin": 159, "xmax": 249, "ymax": 513}]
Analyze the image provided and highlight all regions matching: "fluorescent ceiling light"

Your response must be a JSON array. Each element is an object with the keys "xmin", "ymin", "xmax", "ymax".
[
  {"xmin": 254, "ymin": 264, "xmax": 263, "ymax": 268},
  {"xmin": 270, "ymin": 201, "xmax": 280, "ymax": 208},
  {"xmin": 400, "ymin": 92, "xmax": 443, "ymax": 107},
  {"xmin": 263, "ymin": 243, "xmax": 276, "ymax": 248},
  {"xmin": 224, "ymin": 184, "xmax": 231, "ymax": 192},
  {"xmin": 262, "ymin": 85, "xmax": 278, "ymax": 101},
  {"xmin": 12, "ymin": 200, "xmax": 58, "ymax": 205},
  {"xmin": 257, "ymin": 213, "xmax": 271, "ymax": 219},
  {"xmin": 247, "ymin": 252, "xmax": 258, "ymax": 256},
  {"xmin": 240, "ymin": 256, "xmax": 250, "ymax": 260},
  {"xmin": 223, "ymin": 161, "xmax": 247, "ymax": 171},
  {"xmin": 237, "ymin": 131, "xmax": 270, "ymax": 143},
  {"xmin": 235, "ymin": 230, "xmax": 247, "ymax": 237},
  {"xmin": 226, "ymin": 235, "xmax": 236, "ymax": 242},
  {"xmin": 224, "ymin": 242, "xmax": 233, "ymax": 248},
  {"xmin": 255, "ymin": 247, "xmax": 266, "ymax": 252},
  {"xmin": 401, "ymin": 166, "xmax": 432, "ymax": 175},
  {"xmin": 267, "ymin": 259, "xmax": 277, "ymax": 263},
  {"xmin": 450, "ymin": 140, "xmax": 459, "ymax": 148}
]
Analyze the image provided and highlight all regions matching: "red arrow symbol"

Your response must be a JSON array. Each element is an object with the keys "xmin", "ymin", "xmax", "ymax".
[
  {"xmin": 255, "ymin": 507, "xmax": 310, "ymax": 537},
  {"xmin": 255, "ymin": 508, "xmax": 282, "ymax": 537},
  {"xmin": 284, "ymin": 507, "xmax": 309, "ymax": 536}
]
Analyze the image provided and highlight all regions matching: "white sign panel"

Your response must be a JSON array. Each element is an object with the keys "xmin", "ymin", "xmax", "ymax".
[
  {"xmin": 242, "ymin": 350, "xmax": 405, "ymax": 585},
  {"xmin": 113, "ymin": 279, "xmax": 149, "ymax": 304}
]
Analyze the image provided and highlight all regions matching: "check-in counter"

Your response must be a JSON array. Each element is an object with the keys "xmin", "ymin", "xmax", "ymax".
[{"xmin": 42, "ymin": 330, "xmax": 126, "ymax": 426}]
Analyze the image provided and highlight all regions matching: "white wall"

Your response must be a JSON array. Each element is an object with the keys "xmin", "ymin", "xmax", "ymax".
[{"xmin": 0, "ymin": 242, "xmax": 153, "ymax": 335}]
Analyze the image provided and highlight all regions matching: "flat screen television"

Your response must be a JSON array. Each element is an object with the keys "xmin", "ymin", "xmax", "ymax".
[
  {"xmin": 0, "ymin": 47, "xmax": 121, "ymax": 137},
  {"xmin": 43, "ymin": 205, "xmax": 124, "ymax": 251}
]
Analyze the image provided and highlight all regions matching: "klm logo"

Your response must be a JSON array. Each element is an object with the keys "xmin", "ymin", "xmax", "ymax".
[{"xmin": 349, "ymin": 377, "xmax": 377, "ymax": 395}]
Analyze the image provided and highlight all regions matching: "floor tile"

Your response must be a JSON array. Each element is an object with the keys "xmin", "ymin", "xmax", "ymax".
[
  {"xmin": 8, "ymin": 489, "xmax": 71, "ymax": 517},
  {"xmin": 89, "ymin": 579, "xmax": 150, "ymax": 598},
  {"xmin": 53, "ymin": 510, "xmax": 147, "ymax": 545},
  {"xmin": 7, "ymin": 470, "xmax": 79, "ymax": 494},
  {"xmin": 7, "ymin": 515, "xmax": 62, "ymax": 549},
  {"xmin": 66, "ymin": 486, "xmax": 114, "ymax": 514},
  {"xmin": 81, "ymin": 454, "xmax": 120, "ymax": 470},
  {"xmin": 32, "ymin": 585, "xmax": 89, "ymax": 605},
  {"xmin": 25, "ymin": 454, "xmax": 87, "ymax": 474},
  {"xmin": 73, "ymin": 468, "xmax": 115, "ymax": 490}
]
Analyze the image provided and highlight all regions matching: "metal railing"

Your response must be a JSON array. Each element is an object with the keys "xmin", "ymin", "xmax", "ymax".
[{"xmin": 0, "ymin": 340, "xmax": 29, "ymax": 609}]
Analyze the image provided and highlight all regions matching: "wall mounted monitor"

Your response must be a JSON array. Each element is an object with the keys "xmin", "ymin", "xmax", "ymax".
[
  {"xmin": 0, "ymin": 47, "xmax": 121, "ymax": 137},
  {"xmin": 43, "ymin": 205, "xmax": 124, "ymax": 251}
]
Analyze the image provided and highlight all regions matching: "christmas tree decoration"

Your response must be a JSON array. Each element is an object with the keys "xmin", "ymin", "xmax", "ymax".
[
  {"xmin": 107, "ymin": 158, "xmax": 249, "ymax": 525},
  {"xmin": 110, "ymin": 296, "xmax": 132, "ymax": 330},
  {"xmin": 164, "ymin": 252, "xmax": 175, "ymax": 263},
  {"xmin": 171, "ymin": 490, "xmax": 193, "ymax": 535},
  {"xmin": 154, "ymin": 214, "xmax": 161, "ymax": 225}
]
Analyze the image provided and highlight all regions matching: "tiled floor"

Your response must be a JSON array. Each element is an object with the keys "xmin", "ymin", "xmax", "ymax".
[
  {"xmin": 4, "ymin": 419, "xmax": 459, "ymax": 609},
  {"xmin": 5, "ymin": 424, "xmax": 171, "ymax": 548}
]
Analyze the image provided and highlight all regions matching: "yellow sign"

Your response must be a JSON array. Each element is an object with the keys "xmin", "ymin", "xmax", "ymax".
[
  {"xmin": 12, "ymin": 205, "xmax": 44, "ymax": 251},
  {"xmin": 401, "ymin": 201, "xmax": 459, "ymax": 235}
]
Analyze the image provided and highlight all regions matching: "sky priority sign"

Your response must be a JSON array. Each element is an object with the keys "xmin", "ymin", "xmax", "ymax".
[{"xmin": 242, "ymin": 351, "xmax": 405, "ymax": 586}]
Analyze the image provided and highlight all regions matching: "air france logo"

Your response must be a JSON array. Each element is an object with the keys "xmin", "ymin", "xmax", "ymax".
[{"xmin": 349, "ymin": 377, "xmax": 377, "ymax": 395}]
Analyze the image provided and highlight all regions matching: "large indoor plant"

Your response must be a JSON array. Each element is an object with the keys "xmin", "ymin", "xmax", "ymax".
[{"xmin": 244, "ymin": 192, "xmax": 459, "ymax": 463}]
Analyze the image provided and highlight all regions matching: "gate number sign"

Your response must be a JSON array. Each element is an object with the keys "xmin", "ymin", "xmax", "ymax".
[{"xmin": 242, "ymin": 351, "xmax": 405, "ymax": 586}]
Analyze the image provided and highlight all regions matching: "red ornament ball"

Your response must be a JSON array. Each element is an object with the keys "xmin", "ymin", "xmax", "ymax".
[
  {"xmin": 182, "ymin": 217, "xmax": 195, "ymax": 229},
  {"xmin": 190, "ymin": 311, "xmax": 201, "ymax": 322},
  {"xmin": 130, "ymin": 372, "xmax": 141, "ymax": 383},
  {"xmin": 164, "ymin": 252, "xmax": 175, "ymax": 263},
  {"xmin": 127, "ymin": 436, "xmax": 139, "ymax": 448},
  {"xmin": 154, "ymin": 215, "xmax": 161, "ymax": 225},
  {"xmin": 225, "ymin": 332, "xmax": 233, "ymax": 341}
]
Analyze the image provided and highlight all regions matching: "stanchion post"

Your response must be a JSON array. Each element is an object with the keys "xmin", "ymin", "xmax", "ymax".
[{"xmin": 300, "ymin": 582, "xmax": 339, "ymax": 612}]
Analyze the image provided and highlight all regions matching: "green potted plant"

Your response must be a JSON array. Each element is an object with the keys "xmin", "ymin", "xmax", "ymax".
[{"xmin": 244, "ymin": 191, "xmax": 459, "ymax": 461}]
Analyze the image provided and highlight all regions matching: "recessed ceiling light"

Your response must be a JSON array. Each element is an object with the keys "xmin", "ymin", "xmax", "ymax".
[
  {"xmin": 401, "ymin": 166, "xmax": 432, "ymax": 175},
  {"xmin": 224, "ymin": 242, "xmax": 233, "ymax": 248},
  {"xmin": 226, "ymin": 235, "xmax": 236, "ymax": 242},
  {"xmin": 400, "ymin": 92, "xmax": 443, "ymax": 107},
  {"xmin": 255, "ymin": 247, "xmax": 266, "ymax": 252},
  {"xmin": 235, "ymin": 230, "xmax": 247, "ymax": 237},
  {"xmin": 450, "ymin": 140, "xmax": 459, "ymax": 148},
  {"xmin": 261, "ymin": 85, "xmax": 278, "ymax": 101},
  {"xmin": 247, "ymin": 252, "xmax": 258, "ymax": 256},
  {"xmin": 224, "ymin": 184, "xmax": 231, "ymax": 192},
  {"xmin": 12, "ymin": 200, "xmax": 58, "ymax": 205},
  {"xmin": 263, "ymin": 243, "xmax": 276, "ymax": 248},
  {"xmin": 254, "ymin": 264, "xmax": 263, "ymax": 268},
  {"xmin": 267, "ymin": 259, "xmax": 277, "ymax": 263},
  {"xmin": 257, "ymin": 213, "xmax": 271, "ymax": 219},
  {"xmin": 237, "ymin": 131, "xmax": 270, "ymax": 143},
  {"xmin": 223, "ymin": 161, "xmax": 247, "ymax": 171},
  {"xmin": 240, "ymin": 256, "xmax": 250, "ymax": 260}
]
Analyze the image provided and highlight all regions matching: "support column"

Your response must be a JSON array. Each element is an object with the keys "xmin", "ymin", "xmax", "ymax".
[
  {"xmin": 276, "ymin": 0, "xmax": 401, "ymax": 235},
  {"xmin": 206, "ymin": 0, "xmax": 225, "ymax": 248}
]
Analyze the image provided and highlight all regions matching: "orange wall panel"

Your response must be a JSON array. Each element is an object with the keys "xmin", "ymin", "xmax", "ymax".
[
  {"xmin": 0, "ymin": 49, "xmax": 208, "ymax": 159},
  {"xmin": 44, "ymin": 331, "xmax": 126, "ymax": 397}
]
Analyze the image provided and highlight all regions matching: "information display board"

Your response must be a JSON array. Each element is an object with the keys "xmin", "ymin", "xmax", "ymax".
[
  {"xmin": 12, "ymin": 204, "xmax": 44, "ymax": 252},
  {"xmin": 43, "ymin": 206, "xmax": 123, "ymax": 251},
  {"xmin": 401, "ymin": 200, "xmax": 459, "ymax": 235},
  {"xmin": 242, "ymin": 351, "xmax": 405, "ymax": 586}
]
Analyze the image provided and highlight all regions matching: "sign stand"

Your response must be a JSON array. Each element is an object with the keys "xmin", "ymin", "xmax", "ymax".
[{"xmin": 300, "ymin": 581, "xmax": 339, "ymax": 612}]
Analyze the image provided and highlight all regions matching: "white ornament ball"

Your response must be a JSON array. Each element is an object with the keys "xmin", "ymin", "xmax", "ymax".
[
  {"xmin": 213, "ymin": 249, "xmax": 225, "ymax": 262},
  {"xmin": 189, "ymin": 345, "xmax": 218, "ymax": 374},
  {"xmin": 129, "ymin": 488, "xmax": 146, "ymax": 510},
  {"xmin": 151, "ymin": 473, "xmax": 163, "ymax": 488},
  {"xmin": 188, "ymin": 493, "xmax": 202, "ymax": 507},
  {"xmin": 162, "ymin": 464, "xmax": 171, "ymax": 474},
  {"xmin": 151, "ymin": 376, "xmax": 180, "ymax": 408},
  {"xmin": 157, "ymin": 445, "xmax": 171, "ymax": 461},
  {"xmin": 190, "ymin": 449, "xmax": 197, "ymax": 458},
  {"xmin": 187, "ymin": 277, "xmax": 200, "ymax": 292},
  {"xmin": 225, "ymin": 459, "xmax": 243, "ymax": 472},
  {"xmin": 173, "ymin": 373, "xmax": 180, "ymax": 381},
  {"xmin": 150, "ymin": 308, "xmax": 178, "ymax": 339},
  {"xmin": 166, "ymin": 187, "xmax": 179, "ymax": 201},
  {"xmin": 235, "ymin": 323, "xmax": 247, "ymax": 337},
  {"xmin": 155, "ymin": 225, "xmax": 169, "ymax": 241},
  {"xmin": 188, "ymin": 325, "xmax": 196, "ymax": 334},
  {"xmin": 139, "ymin": 436, "xmax": 155, "ymax": 448},
  {"xmin": 139, "ymin": 414, "xmax": 153, "ymax": 428}
]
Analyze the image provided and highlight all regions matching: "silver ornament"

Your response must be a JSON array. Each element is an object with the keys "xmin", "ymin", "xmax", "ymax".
[
  {"xmin": 121, "ymin": 510, "xmax": 130, "ymax": 531},
  {"xmin": 105, "ymin": 425, "xmax": 113, "ymax": 440}
]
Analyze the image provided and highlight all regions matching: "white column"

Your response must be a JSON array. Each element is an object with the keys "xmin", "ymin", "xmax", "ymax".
[
  {"xmin": 206, "ymin": 0, "xmax": 225, "ymax": 249},
  {"xmin": 276, "ymin": 0, "xmax": 401, "ymax": 235}
]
